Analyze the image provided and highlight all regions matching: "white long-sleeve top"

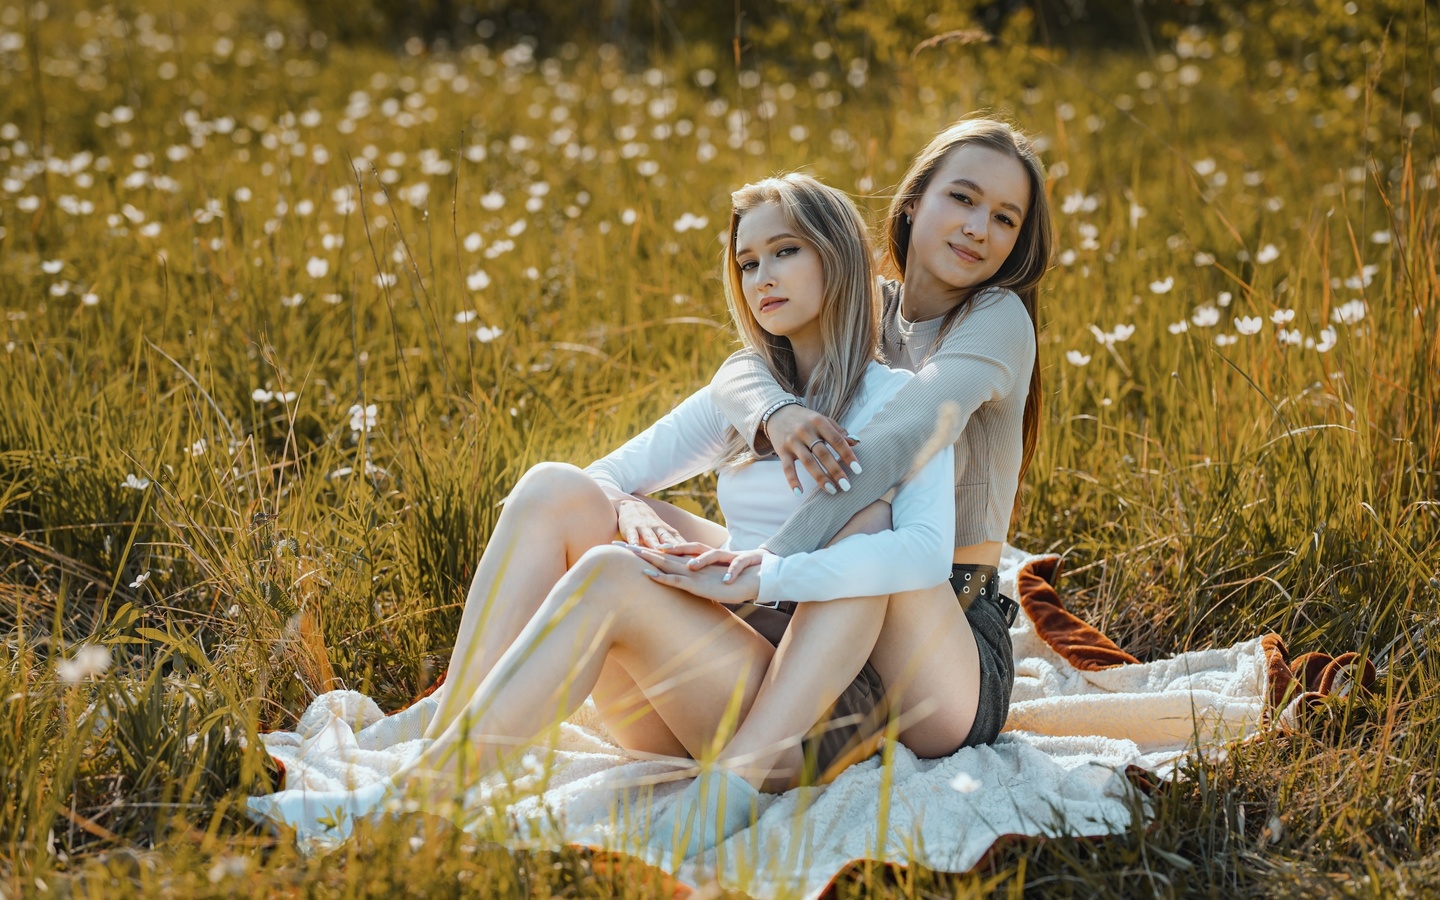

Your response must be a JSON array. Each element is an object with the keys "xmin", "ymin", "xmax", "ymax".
[{"xmin": 584, "ymin": 361, "xmax": 955, "ymax": 606}]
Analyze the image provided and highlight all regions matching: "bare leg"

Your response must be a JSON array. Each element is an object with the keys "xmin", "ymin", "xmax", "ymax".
[
  {"xmin": 407, "ymin": 545, "xmax": 776, "ymax": 794},
  {"xmin": 717, "ymin": 501, "xmax": 895, "ymax": 791},
  {"xmin": 866, "ymin": 581, "xmax": 982, "ymax": 757},
  {"xmin": 427, "ymin": 463, "xmax": 727, "ymax": 740}
]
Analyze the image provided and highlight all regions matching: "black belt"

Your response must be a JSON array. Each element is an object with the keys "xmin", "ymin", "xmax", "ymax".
[{"xmin": 949, "ymin": 563, "xmax": 1020, "ymax": 628}]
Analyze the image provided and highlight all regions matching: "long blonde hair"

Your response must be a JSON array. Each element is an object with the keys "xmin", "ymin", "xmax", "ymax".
[
  {"xmin": 884, "ymin": 116, "xmax": 1053, "ymax": 485},
  {"xmin": 721, "ymin": 174, "xmax": 881, "ymax": 466}
]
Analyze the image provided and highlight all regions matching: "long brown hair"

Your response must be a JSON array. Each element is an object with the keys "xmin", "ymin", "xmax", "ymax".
[
  {"xmin": 884, "ymin": 116, "xmax": 1053, "ymax": 485},
  {"xmin": 721, "ymin": 174, "xmax": 882, "ymax": 466}
]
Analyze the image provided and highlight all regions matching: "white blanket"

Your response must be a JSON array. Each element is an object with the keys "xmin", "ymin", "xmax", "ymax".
[{"xmin": 247, "ymin": 547, "xmax": 1276, "ymax": 898}]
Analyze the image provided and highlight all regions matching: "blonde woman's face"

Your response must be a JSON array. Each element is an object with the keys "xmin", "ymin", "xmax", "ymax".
[
  {"xmin": 734, "ymin": 202, "xmax": 825, "ymax": 344},
  {"xmin": 906, "ymin": 144, "xmax": 1030, "ymax": 291}
]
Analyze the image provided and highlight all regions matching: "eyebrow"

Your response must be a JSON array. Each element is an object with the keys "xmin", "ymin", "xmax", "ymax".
[
  {"xmin": 735, "ymin": 231, "xmax": 801, "ymax": 257},
  {"xmin": 948, "ymin": 179, "xmax": 1026, "ymax": 219}
]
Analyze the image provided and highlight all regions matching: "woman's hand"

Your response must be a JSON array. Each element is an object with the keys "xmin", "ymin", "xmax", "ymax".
[
  {"xmin": 615, "ymin": 498, "xmax": 685, "ymax": 549},
  {"xmin": 620, "ymin": 544, "xmax": 764, "ymax": 605},
  {"xmin": 764, "ymin": 404, "xmax": 861, "ymax": 496}
]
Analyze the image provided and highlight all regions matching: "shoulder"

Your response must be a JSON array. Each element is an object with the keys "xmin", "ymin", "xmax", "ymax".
[
  {"xmin": 944, "ymin": 288, "xmax": 1035, "ymax": 349},
  {"xmin": 878, "ymin": 277, "xmax": 902, "ymax": 314},
  {"xmin": 970, "ymin": 287, "xmax": 1032, "ymax": 328}
]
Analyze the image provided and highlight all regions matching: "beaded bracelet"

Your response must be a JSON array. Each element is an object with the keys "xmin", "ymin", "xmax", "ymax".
[{"xmin": 758, "ymin": 397, "xmax": 802, "ymax": 439}]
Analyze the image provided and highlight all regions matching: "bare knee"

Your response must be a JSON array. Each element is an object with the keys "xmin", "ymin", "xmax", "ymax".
[
  {"xmin": 508, "ymin": 462, "xmax": 600, "ymax": 508},
  {"xmin": 504, "ymin": 462, "xmax": 613, "ymax": 531},
  {"xmin": 825, "ymin": 500, "xmax": 892, "ymax": 547},
  {"xmin": 565, "ymin": 545, "xmax": 648, "ymax": 608}
]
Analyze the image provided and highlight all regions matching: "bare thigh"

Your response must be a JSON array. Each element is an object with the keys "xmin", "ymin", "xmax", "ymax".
[
  {"xmin": 577, "ymin": 547, "xmax": 777, "ymax": 760},
  {"xmin": 591, "ymin": 495, "xmax": 730, "ymax": 756},
  {"xmin": 866, "ymin": 583, "xmax": 982, "ymax": 758}
]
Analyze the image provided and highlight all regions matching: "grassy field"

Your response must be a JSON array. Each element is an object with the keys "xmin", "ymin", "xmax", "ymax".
[{"xmin": 1, "ymin": 0, "xmax": 1437, "ymax": 895}]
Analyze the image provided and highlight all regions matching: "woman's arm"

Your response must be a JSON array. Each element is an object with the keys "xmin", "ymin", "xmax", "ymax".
[
  {"xmin": 583, "ymin": 386, "xmax": 730, "ymax": 504},
  {"xmin": 707, "ymin": 349, "xmax": 796, "ymax": 455},
  {"xmin": 709, "ymin": 350, "xmax": 859, "ymax": 489},
  {"xmin": 753, "ymin": 443, "xmax": 954, "ymax": 605},
  {"xmin": 763, "ymin": 291, "xmax": 1036, "ymax": 557}
]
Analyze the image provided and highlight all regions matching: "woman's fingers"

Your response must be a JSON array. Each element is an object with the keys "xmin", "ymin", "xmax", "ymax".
[
  {"xmin": 724, "ymin": 554, "xmax": 762, "ymax": 582},
  {"xmin": 625, "ymin": 544, "xmax": 692, "ymax": 574},
  {"xmin": 820, "ymin": 419, "xmax": 862, "ymax": 475},
  {"xmin": 686, "ymin": 548, "xmax": 736, "ymax": 570},
  {"xmin": 660, "ymin": 541, "xmax": 710, "ymax": 557}
]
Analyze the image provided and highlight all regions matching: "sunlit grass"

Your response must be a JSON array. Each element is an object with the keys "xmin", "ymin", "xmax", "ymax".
[{"xmin": 1, "ymin": 0, "xmax": 1437, "ymax": 894}]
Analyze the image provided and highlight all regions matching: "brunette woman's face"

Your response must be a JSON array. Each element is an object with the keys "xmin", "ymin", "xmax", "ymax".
[
  {"xmin": 906, "ymin": 144, "xmax": 1031, "ymax": 291},
  {"xmin": 734, "ymin": 202, "xmax": 825, "ymax": 344}
]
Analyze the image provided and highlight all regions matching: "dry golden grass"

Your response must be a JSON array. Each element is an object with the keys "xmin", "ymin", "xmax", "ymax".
[{"xmin": 1, "ymin": 0, "xmax": 1436, "ymax": 895}]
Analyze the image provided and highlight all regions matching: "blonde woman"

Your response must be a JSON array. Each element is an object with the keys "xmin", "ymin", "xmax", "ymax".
[
  {"xmin": 665, "ymin": 117, "xmax": 1054, "ymax": 763},
  {"xmin": 314, "ymin": 174, "xmax": 959, "ymax": 850}
]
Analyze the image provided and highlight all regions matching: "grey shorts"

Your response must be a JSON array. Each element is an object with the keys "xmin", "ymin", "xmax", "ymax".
[
  {"xmin": 734, "ymin": 566, "xmax": 1016, "ymax": 781},
  {"xmin": 949, "ymin": 563, "xmax": 1018, "ymax": 747}
]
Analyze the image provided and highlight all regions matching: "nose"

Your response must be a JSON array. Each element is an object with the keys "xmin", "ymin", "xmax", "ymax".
[
  {"xmin": 962, "ymin": 207, "xmax": 988, "ymax": 242},
  {"xmin": 755, "ymin": 260, "xmax": 778, "ymax": 290}
]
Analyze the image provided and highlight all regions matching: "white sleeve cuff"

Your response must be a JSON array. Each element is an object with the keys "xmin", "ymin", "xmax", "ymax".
[{"xmin": 754, "ymin": 551, "xmax": 784, "ymax": 607}]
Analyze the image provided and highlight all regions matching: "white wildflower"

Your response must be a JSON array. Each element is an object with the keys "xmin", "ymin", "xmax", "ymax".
[
  {"xmin": 58, "ymin": 645, "xmax": 112, "ymax": 683},
  {"xmin": 1332, "ymin": 299, "xmax": 1367, "ymax": 325},
  {"xmin": 950, "ymin": 772, "xmax": 982, "ymax": 793},
  {"xmin": 349, "ymin": 403, "xmax": 378, "ymax": 433},
  {"xmin": 672, "ymin": 212, "xmax": 709, "ymax": 233},
  {"xmin": 1192, "ymin": 305, "xmax": 1221, "ymax": 328}
]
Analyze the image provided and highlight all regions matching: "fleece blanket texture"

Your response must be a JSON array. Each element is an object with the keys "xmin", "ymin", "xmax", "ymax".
[{"xmin": 247, "ymin": 546, "xmax": 1366, "ymax": 898}]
